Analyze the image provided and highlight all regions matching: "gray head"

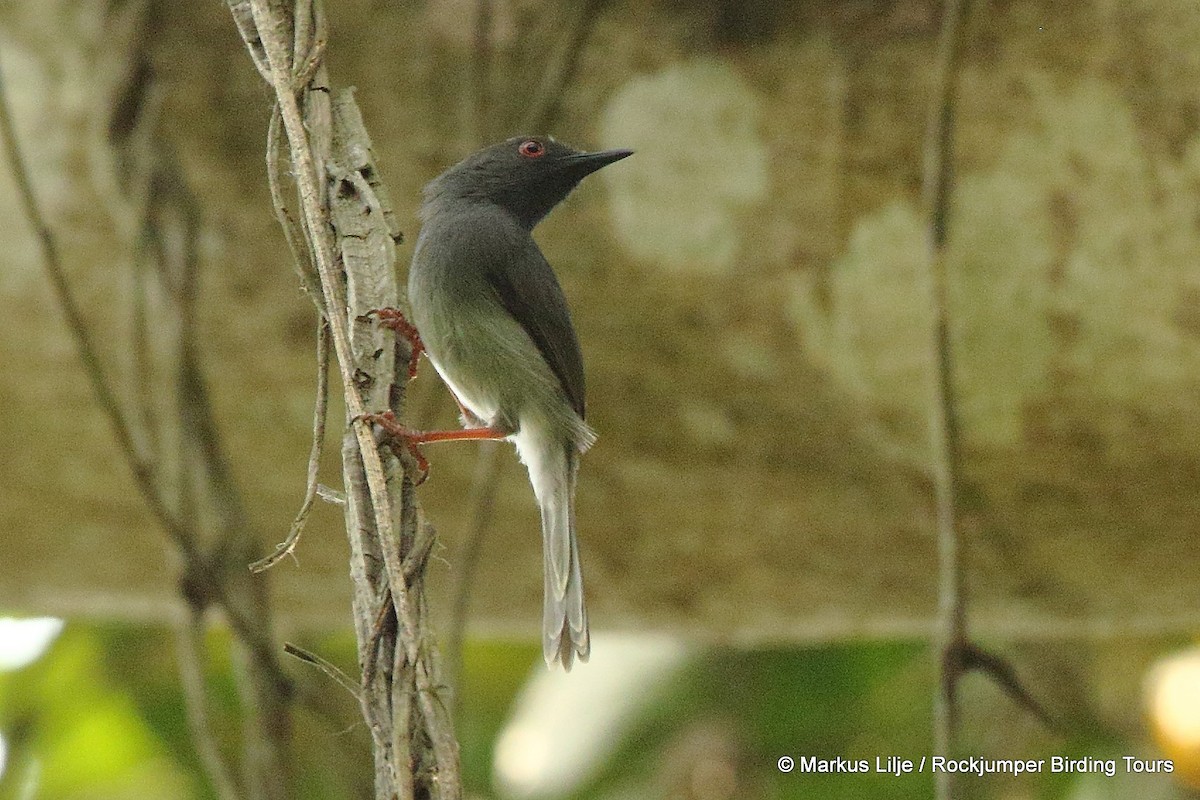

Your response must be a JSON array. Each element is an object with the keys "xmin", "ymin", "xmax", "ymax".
[{"xmin": 424, "ymin": 136, "xmax": 633, "ymax": 229}]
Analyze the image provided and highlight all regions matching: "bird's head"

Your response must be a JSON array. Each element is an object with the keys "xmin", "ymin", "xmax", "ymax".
[{"xmin": 426, "ymin": 136, "xmax": 633, "ymax": 228}]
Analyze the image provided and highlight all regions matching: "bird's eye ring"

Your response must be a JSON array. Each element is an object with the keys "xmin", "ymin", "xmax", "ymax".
[{"xmin": 518, "ymin": 139, "xmax": 545, "ymax": 158}]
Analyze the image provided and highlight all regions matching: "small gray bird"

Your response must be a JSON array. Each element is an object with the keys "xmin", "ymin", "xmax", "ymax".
[{"xmin": 402, "ymin": 136, "xmax": 631, "ymax": 669}]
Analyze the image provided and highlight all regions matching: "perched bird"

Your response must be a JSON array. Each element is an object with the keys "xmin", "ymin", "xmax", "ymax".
[{"xmin": 383, "ymin": 136, "xmax": 631, "ymax": 669}]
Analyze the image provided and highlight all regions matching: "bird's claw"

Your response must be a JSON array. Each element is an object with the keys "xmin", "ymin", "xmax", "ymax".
[
  {"xmin": 357, "ymin": 410, "xmax": 430, "ymax": 485},
  {"xmin": 365, "ymin": 307, "xmax": 423, "ymax": 380}
]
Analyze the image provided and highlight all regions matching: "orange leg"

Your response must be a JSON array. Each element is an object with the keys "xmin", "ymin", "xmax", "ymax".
[
  {"xmin": 360, "ymin": 410, "xmax": 509, "ymax": 484},
  {"xmin": 407, "ymin": 427, "xmax": 509, "ymax": 444}
]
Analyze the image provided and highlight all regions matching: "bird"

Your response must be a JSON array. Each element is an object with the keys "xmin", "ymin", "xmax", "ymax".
[{"xmin": 375, "ymin": 136, "xmax": 631, "ymax": 669}]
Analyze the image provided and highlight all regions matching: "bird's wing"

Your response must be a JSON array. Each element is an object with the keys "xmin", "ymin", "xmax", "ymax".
[{"xmin": 486, "ymin": 239, "xmax": 587, "ymax": 419}]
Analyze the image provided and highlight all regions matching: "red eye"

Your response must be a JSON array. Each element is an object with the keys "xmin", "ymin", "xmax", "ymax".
[{"xmin": 518, "ymin": 139, "xmax": 545, "ymax": 158}]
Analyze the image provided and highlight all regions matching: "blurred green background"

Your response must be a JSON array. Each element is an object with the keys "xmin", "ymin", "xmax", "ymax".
[{"xmin": 1, "ymin": 622, "xmax": 1194, "ymax": 799}]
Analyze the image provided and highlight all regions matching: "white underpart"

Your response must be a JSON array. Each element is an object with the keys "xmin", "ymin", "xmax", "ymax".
[{"xmin": 426, "ymin": 353, "xmax": 504, "ymax": 430}]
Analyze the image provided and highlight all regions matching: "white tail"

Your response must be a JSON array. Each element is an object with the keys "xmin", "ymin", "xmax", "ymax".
[{"xmin": 516, "ymin": 426, "xmax": 589, "ymax": 669}]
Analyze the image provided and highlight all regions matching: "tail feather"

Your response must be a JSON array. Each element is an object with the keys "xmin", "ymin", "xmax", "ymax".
[
  {"xmin": 543, "ymin": 507, "xmax": 589, "ymax": 669},
  {"xmin": 520, "ymin": 429, "xmax": 589, "ymax": 669}
]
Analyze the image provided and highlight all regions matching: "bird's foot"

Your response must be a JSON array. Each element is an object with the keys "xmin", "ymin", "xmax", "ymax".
[
  {"xmin": 364, "ymin": 307, "xmax": 423, "ymax": 380},
  {"xmin": 358, "ymin": 410, "xmax": 430, "ymax": 484},
  {"xmin": 358, "ymin": 410, "xmax": 513, "ymax": 485}
]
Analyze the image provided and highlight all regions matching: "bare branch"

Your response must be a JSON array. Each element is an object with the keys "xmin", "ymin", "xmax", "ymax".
[
  {"xmin": 239, "ymin": 1, "xmax": 418, "ymax": 658},
  {"xmin": 229, "ymin": 3, "xmax": 464, "ymax": 797},
  {"xmin": 284, "ymin": 642, "xmax": 361, "ymax": 700},
  {"xmin": 962, "ymin": 643, "xmax": 1057, "ymax": 731},
  {"xmin": 177, "ymin": 610, "xmax": 245, "ymax": 800},
  {"xmin": 252, "ymin": 319, "xmax": 331, "ymax": 572},
  {"xmin": 921, "ymin": 5, "xmax": 1052, "ymax": 794},
  {"xmin": 267, "ymin": 105, "xmax": 323, "ymax": 311},
  {"xmin": 920, "ymin": 2, "xmax": 970, "ymax": 796}
]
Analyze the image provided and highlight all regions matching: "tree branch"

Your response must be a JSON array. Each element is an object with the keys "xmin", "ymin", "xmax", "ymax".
[
  {"xmin": 251, "ymin": 319, "xmax": 331, "ymax": 572},
  {"xmin": 921, "ymin": 6, "xmax": 1051, "ymax": 796},
  {"xmin": 177, "ymin": 609, "xmax": 245, "ymax": 800},
  {"xmin": 228, "ymin": 3, "xmax": 463, "ymax": 797},
  {"xmin": 920, "ymin": 4, "xmax": 970, "ymax": 797}
]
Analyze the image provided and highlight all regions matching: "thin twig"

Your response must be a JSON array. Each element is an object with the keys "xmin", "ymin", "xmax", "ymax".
[
  {"xmin": 291, "ymin": 0, "xmax": 328, "ymax": 92},
  {"xmin": 391, "ymin": 642, "xmax": 417, "ymax": 800},
  {"xmin": 130, "ymin": 232, "xmax": 161, "ymax": 462},
  {"xmin": 228, "ymin": 0, "xmax": 275, "ymax": 85},
  {"xmin": 920, "ymin": 2, "xmax": 969, "ymax": 798},
  {"xmin": 415, "ymin": 652, "xmax": 460, "ymax": 795},
  {"xmin": 267, "ymin": 105, "xmax": 323, "ymax": 310},
  {"xmin": 252, "ymin": 319, "xmax": 331, "ymax": 572},
  {"xmin": 177, "ymin": 610, "xmax": 245, "ymax": 800},
  {"xmin": 283, "ymin": 642, "xmax": 361, "ymax": 700},
  {"xmin": 292, "ymin": 0, "xmax": 313, "ymax": 69},
  {"xmin": 317, "ymin": 483, "xmax": 346, "ymax": 504},
  {"xmin": 921, "ymin": 1, "xmax": 1054, "ymax": 792},
  {"xmin": 962, "ymin": 644, "xmax": 1056, "ymax": 730}
]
